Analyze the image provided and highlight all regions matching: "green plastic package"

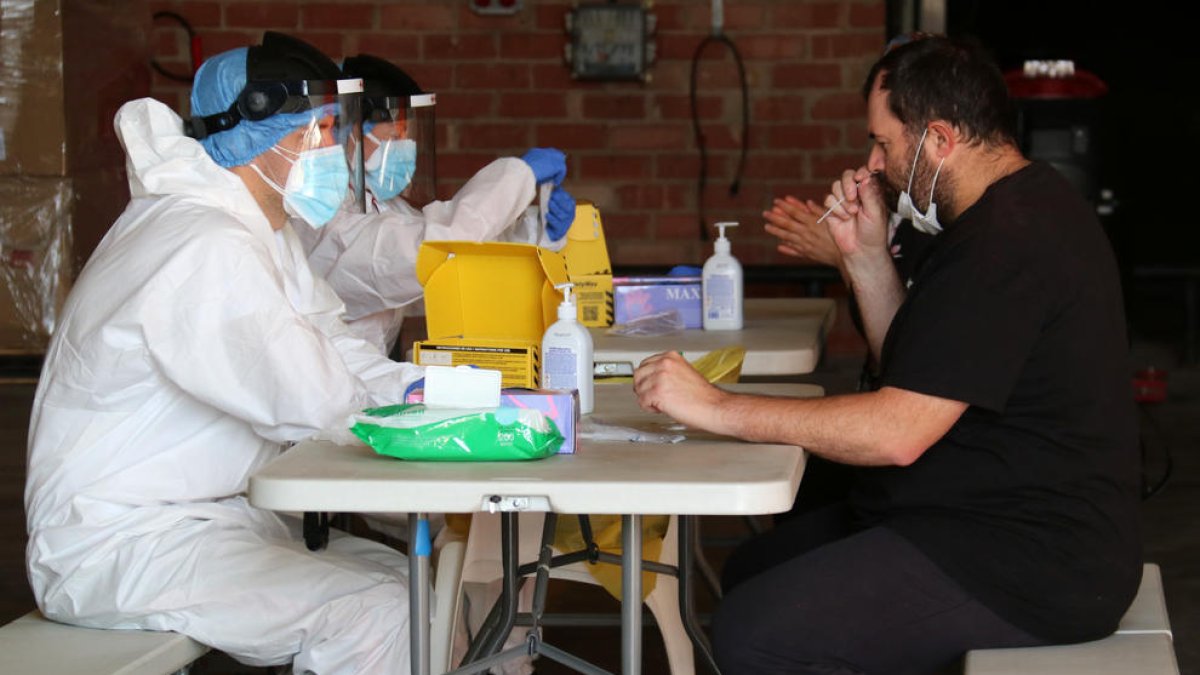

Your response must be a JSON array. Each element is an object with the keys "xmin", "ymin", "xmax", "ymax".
[{"xmin": 351, "ymin": 403, "xmax": 564, "ymax": 461}]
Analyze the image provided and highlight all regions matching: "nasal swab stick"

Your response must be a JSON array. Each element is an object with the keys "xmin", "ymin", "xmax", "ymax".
[{"xmin": 816, "ymin": 176, "xmax": 872, "ymax": 224}]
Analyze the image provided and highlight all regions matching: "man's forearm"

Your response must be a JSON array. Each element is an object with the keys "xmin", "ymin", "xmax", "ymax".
[
  {"xmin": 713, "ymin": 387, "xmax": 963, "ymax": 467},
  {"xmin": 842, "ymin": 251, "xmax": 906, "ymax": 363}
]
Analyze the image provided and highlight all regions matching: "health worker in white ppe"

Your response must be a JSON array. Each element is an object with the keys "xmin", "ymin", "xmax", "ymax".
[
  {"xmin": 294, "ymin": 53, "xmax": 578, "ymax": 355},
  {"xmin": 25, "ymin": 32, "xmax": 424, "ymax": 674}
]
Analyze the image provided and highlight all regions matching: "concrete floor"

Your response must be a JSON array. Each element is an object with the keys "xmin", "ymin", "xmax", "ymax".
[{"xmin": 0, "ymin": 283, "xmax": 1195, "ymax": 674}]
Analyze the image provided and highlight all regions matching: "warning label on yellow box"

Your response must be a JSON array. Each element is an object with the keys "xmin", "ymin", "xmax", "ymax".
[{"xmin": 413, "ymin": 342, "xmax": 539, "ymax": 388}]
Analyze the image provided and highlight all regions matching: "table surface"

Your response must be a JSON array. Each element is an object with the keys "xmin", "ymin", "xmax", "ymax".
[
  {"xmin": 591, "ymin": 297, "xmax": 836, "ymax": 376},
  {"xmin": 248, "ymin": 383, "xmax": 818, "ymax": 517}
]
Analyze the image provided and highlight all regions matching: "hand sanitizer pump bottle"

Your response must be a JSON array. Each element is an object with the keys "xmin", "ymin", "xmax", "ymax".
[
  {"xmin": 702, "ymin": 221, "xmax": 743, "ymax": 330},
  {"xmin": 541, "ymin": 282, "xmax": 594, "ymax": 414}
]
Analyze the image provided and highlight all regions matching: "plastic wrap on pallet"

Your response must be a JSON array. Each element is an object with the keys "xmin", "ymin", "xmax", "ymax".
[
  {"xmin": 0, "ymin": 177, "xmax": 72, "ymax": 351},
  {"xmin": 0, "ymin": 0, "xmax": 67, "ymax": 175}
]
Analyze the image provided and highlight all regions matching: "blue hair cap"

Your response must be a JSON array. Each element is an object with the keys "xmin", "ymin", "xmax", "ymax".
[{"xmin": 190, "ymin": 47, "xmax": 317, "ymax": 168}]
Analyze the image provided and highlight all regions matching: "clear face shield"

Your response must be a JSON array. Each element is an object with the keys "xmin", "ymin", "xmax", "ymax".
[
  {"xmin": 244, "ymin": 78, "xmax": 366, "ymax": 225},
  {"xmin": 361, "ymin": 92, "xmax": 437, "ymax": 208}
]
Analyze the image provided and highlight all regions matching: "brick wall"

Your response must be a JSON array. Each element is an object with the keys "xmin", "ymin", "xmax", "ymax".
[{"xmin": 149, "ymin": 0, "xmax": 886, "ymax": 269}]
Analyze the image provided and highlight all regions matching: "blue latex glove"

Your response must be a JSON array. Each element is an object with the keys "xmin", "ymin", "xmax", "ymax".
[
  {"xmin": 521, "ymin": 148, "xmax": 567, "ymax": 186},
  {"xmin": 546, "ymin": 187, "xmax": 577, "ymax": 242}
]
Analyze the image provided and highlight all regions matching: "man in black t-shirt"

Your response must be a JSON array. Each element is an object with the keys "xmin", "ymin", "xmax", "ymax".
[{"xmin": 634, "ymin": 35, "xmax": 1140, "ymax": 675}]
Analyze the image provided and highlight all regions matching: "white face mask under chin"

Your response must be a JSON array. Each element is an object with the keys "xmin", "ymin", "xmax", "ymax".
[{"xmin": 895, "ymin": 127, "xmax": 946, "ymax": 235}]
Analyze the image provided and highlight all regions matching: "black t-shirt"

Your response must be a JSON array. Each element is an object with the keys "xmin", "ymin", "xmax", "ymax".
[{"xmin": 851, "ymin": 162, "xmax": 1141, "ymax": 643}]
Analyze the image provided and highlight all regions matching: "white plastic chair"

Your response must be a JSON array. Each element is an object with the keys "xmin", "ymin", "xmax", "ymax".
[{"xmin": 438, "ymin": 511, "xmax": 695, "ymax": 674}]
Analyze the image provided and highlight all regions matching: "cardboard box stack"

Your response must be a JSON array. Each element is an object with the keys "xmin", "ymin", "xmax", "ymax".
[{"xmin": 0, "ymin": 0, "xmax": 149, "ymax": 352}]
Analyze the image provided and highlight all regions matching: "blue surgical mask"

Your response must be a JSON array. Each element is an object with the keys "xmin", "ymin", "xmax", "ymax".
[
  {"xmin": 895, "ymin": 127, "xmax": 946, "ymax": 235},
  {"xmin": 251, "ymin": 145, "xmax": 349, "ymax": 228},
  {"xmin": 364, "ymin": 133, "xmax": 417, "ymax": 202}
]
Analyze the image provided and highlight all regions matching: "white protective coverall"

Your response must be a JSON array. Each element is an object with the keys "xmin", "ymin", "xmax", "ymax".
[
  {"xmin": 25, "ymin": 98, "xmax": 423, "ymax": 674},
  {"xmin": 295, "ymin": 160, "xmax": 563, "ymax": 354}
]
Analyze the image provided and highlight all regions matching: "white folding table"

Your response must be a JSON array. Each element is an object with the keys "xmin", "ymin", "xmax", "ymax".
[
  {"xmin": 249, "ymin": 383, "xmax": 816, "ymax": 674},
  {"xmin": 592, "ymin": 297, "xmax": 836, "ymax": 376}
]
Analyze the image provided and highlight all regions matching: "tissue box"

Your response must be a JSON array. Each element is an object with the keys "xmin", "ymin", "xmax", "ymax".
[
  {"xmin": 613, "ymin": 275, "xmax": 702, "ymax": 329},
  {"xmin": 406, "ymin": 388, "xmax": 579, "ymax": 455}
]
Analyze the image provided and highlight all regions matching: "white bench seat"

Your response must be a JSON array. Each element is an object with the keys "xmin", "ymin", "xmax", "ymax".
[
  {"xmin": 965, "ymin": 563, "xmax": 1178, "ymax": 675},
  {"xmin": 0, "ymin": 610, "xmax": 210, "ymax": 675}
]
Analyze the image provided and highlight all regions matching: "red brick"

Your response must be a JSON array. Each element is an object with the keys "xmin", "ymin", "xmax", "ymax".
[
  {"xmin": 151, "ymin": 1, "xmax": 221, "ymax": 28},
  {"xmin": 811, "ymin": 92, "xmax": 866, "ymax": 120},
  {"xmin": 499, "ymin": 93, "xmax": 567, "ymax": 118},
  {"xmin": 437, "ymin": 152, "xmax": 498, "ymax": 180},
  {"xmin": 458, "ymin": 123, "xmax": 530, "ymax": 150},
  {"xmin": 656, "ymin": 213, "xmax": 707, "ymax": 240},
  {"xmin": 302, "ymin": 4, "xmax": 375, "ymax": 30},
  {"xmin": 152, "ymin": 90, "xmax": 189, "ymax": 116},
  {"xmin": 611, "ymin": 240, "xmax": 704, "ymax": 267},
  {"xmin": 352, "ymin": 34, "xmax": 422, "ymax": 62},
  {"xmin": 532, "ymin": 63, "xmax": 578, "ymax": 90},
  {"xmin": 289, "ymin": 32, "xmax": 346, "ymax": 59},
  {"xmin": 225, "ymin": 4, "xmax": 299, "ymax": 29},
  {"xmin": 582, "ymin": 94, "xmax": 646, "ymax": 120},
  {"xmin": 647, "ymin": 4, "xmax": 684, "ymax": 31},
  {"xmin": 408, "ymin": 64, "xmax": 454, "ymax": 92},
  {"xmin": 656, "ymin": 94, "xmax": 721, "ymax": 120},
  {"xmin": 617, "ymin": 185, "xmax": 666, "ymax": 210},
  {"xmin": 701, "ymin": 183, "xmax": 768, "ymax": 210},
  {"xmin": 500, "ymin": 33, "xmax": 567, "ymax": 60},
  {"xmin": 456, "ymin": 3, "xmax": 527, "ymax": 31},
  {"xmin": 691, "ymin": 61, "xmax": 755, "ymax": 89},
  {"xmin": 772, "ymin": 3, "xmax": 843, "ymax": 29},
  {"xmin": 739, "ymin": 35, "xmax": 807, "ymax": 61},
  {"xmin": 695, "ymin": 125, "xmax": 746, "ymax": 151},
  {"xmin": 536, "ymin": 124, "xmax": 609, "ymax": 150},
  {"xmin": 850, "ymin": 2, "xmax": 887, "ymax": 28},
  {"xmin": 456, "ymin": 63, "xmax": 531, "ymax": 89},
  {"xmin": 811, "ymin": 152, "xmax": 871, "ymax": 179},
  {"xmin": 436, "ymin": 92, "xmax": 495, "ymax": 119},
  {"xmin": 579, "ymin": 156, "xmax": 652, "ymax": 181},
  {"xmin": 611, "ymin": 125, "xmax": 688, "ymax": 151},
  {"xmin": 753, "ymin": 95, "xmax": 806, "ymax": 122},
  {"xmin": 742, "ymin": 154, "xmax": 807, "ymax": 181},
  {"xmin": 535, "ymin": 4, "xmax": 572, "ymax": 31},
  {"xmin": 655, "ymin": 153, "xmax": 727, "ymax": 180},
  {"xmin": 658, "ymin": 34, "xmax": 707, "ymax": 61},
  {"xmin": 154, "ymin": 30, "xmax": 182, "ymax": 60},
  {"xmin": 598, "ymin": 213, "xmax": 654, "ymax": 241},
  {"xmin": 812, "ymin": 33, "xmax": 886, "ymax": 59},
  {"xmin": 424, "ymin": 34, "xmax": 497, "ymax": 60},
  {"xmin": 196, "ymin": 30, "xmax": 259, "ymax": 60},
  {"xmin": 380, "ymin": 5, "xmax": 456, "ymax": 31},
  {"xmin": 709, "ymin": 2, "xmax": 768, "ymax": 31},
  {"xmin": 765, "ymin": 124, "xmax": 842, "ymax": 150},
  {"xmin": 772, "ymin": 63, "xmax": 843, "ymax": 89}
]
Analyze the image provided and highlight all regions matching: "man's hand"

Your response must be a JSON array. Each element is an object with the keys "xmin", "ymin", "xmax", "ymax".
[
  {"xmin": 633, "ymin": 351, "xmax": 730, "ymax": 433},
  {"xmin": 763, "ymin": 196, "xmax": 843, "ymax": 267},
  {"xmin": 823, "ymin": 168, "xmax": 891, "ymax": 260}
]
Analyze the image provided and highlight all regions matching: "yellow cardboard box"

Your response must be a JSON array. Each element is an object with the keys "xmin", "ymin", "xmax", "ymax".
[
  {"xmin": 560, "ymin": 200, "xmax": 613, "ymax": 327},
  {"xmin": 413, "ymin": 241, "xmax": 569, "ymax": 388}
]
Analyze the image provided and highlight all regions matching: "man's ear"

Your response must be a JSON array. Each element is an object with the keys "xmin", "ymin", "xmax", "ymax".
[{"xmin": 928, "ymin": 120, "xmax": 957, "ymax": 158}]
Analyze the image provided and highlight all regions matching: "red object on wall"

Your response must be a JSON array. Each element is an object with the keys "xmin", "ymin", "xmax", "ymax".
[{"xmin": 1134, "ymin": 368, "xmax": 1168, "ymax": 404}]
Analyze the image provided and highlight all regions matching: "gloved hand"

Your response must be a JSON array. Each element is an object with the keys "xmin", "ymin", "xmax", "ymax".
[
  {"xmin": 521, "ymin": 147, "xmax": 567, "ymax": 186},
  {"xmin": 546, "ymin": 187, "xmax": 577, "ymax": 241}
]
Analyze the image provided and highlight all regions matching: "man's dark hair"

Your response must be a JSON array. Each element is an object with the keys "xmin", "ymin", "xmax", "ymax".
[{"xmin": 862, "ymin": 35, "xmax": 1017, "ymax": 147}]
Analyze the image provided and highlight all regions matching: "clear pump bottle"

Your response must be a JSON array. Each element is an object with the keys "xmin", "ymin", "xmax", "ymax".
[
  {"xmin": 540, "ymin": 282, "xmax": 594, "ymax": 414},
  {"xmin": 702, "ymin": 221, "xmax": 743, "ymax": 330}
]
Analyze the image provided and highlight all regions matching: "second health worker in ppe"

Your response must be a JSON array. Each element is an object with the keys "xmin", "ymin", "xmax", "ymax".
[{"xmin": 296, "ymin": 53, "xmax": 578, "ymax": 354}]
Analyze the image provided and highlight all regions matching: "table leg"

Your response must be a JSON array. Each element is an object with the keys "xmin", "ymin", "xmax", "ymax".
[
  {"xmin": 409, "ymin": 513, "xmax": 431, "ymax": 675},
  {"xmin": 679, "ymin": 516, "xmax": 722, "ymax": 674},
  {"xmin": 621, "ymin": 514, "xmax": 642, "ymax": 675}
]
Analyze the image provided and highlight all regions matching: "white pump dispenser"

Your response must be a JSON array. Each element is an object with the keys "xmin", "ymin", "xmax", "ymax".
[
  {"xmin": 702, "ymin": 221, "xmax": 743, "ymax": 330},
  {"xmin": 540, "ymin": 282, "xmax": 594, "ymax": 414}
]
